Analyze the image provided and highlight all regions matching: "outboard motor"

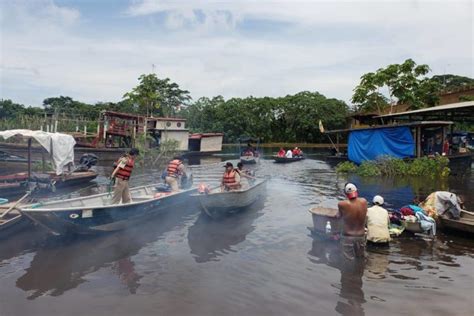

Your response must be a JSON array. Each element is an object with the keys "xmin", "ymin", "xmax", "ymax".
[{"xmin": 74, "ymin": 154, "xmax": 98, "ymax": 172}]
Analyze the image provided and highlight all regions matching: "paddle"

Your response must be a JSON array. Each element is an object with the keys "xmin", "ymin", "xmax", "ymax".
[{"xmin": 0, "ymin": 191, "xmax": 31, "ymax": 219}]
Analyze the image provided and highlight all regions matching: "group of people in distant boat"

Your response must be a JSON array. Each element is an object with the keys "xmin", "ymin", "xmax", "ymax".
[
  {"xmin": 277, "ymin": 147, "xmax": 303, "ymax": 158},
  {"xmin": 242, "ymin": 143, "xmax": 257, "ymax": 157}
]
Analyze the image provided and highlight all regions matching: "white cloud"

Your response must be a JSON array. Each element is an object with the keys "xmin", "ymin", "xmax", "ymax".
[{"xmin": 0, "ymin": 0, "xmax": 472, "ymax": 107}]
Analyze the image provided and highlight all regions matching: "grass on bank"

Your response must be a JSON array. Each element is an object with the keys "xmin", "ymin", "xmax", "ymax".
[{"xmin": 336, "ymin": 156, "xmax": 450, "ymax": 178}]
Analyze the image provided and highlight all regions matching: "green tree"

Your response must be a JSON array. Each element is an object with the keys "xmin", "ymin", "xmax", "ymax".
[
  {"xmin": 123, "ymin": 74, "xmax": 191, "ymax": 117},
  {"xmin": 352, "ymin": 59, "xmax": 441, "ymax": 112},
  {"xmin": 0, "ymin": 99, "xmax": 25, "ymax": 118}
]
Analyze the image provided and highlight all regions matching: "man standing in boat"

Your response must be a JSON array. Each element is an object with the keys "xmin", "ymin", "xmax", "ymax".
[
  {"xmin": 337, "ymin": 183, "xmax": 368, "ymax": 260},
  {"xmin": 111, "ymin": 148, "xmax": 139, "ymax": 204},
  {"xmin": 165, "ymin": 156, "xmax": 187, "ymax": 192},
  {"xmin": 221, "ymin": 162, "xmax": 241, "ymax": 191}
]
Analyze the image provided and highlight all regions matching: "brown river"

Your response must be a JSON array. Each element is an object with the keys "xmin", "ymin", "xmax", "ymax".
[{"xmin": 0, "ymin": 148, "xmax": 473, "ymax": 315}]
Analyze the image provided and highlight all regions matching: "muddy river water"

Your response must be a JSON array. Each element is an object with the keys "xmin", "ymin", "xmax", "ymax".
[{"xmin": 0, "ymin": 149, "xmax": 473, "ymax": 315}]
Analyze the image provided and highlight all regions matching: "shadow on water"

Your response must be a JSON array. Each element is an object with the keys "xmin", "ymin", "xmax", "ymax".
[
  {"xmin": 187, "ymin": 196, "xmax": 266, "ymax": 263},
  {"xmin": 15, "ymin": 204, "xmax": 199, "ymax": 299}
]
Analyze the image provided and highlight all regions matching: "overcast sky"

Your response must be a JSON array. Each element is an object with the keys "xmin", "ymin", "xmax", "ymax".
[{"xmin": 1, "ymin": 0, "xmax": 473, "ymax": 107}]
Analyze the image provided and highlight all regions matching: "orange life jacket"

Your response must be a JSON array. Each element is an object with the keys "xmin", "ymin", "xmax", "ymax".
[
  {"xmin": 114, "ymin": 156, "xmax": 135, "ymax": 180},
  {"xmin": 223, "ymin": 170, "xmax": 241, "ymax": 189},
  {"xmin": 167, "ymin": 159, "xmax": 183, "ymax": 177}
]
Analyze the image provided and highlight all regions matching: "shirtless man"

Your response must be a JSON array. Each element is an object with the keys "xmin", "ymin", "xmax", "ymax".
[{"xmin": 337, "ymin": 183, "xmax": 368, "ymax": 260}]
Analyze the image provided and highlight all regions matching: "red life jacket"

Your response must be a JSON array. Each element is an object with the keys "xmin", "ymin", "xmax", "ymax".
[
  {"xmin": 223, "ymin": 170, "xmax": 241, "ymax": 189},
  {"xmin": 114, "ymin": 156, "xmax": 135, "ymax": 180},
  {"xmin": 167, "ymin": 159, "xmax": 183, "ymax": 177}
]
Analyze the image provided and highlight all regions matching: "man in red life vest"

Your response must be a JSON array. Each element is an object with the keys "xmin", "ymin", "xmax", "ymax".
[
  {"xmin": 165, "ymin": 156, "xmax": 186, "ymax": 192},
  {"xmin": 111, "ymin": 148, "xmax": 139, "ymax": 204},
  {"xmin": 221, "ymin": 162, "xmax": 241, "ymax": 191}
]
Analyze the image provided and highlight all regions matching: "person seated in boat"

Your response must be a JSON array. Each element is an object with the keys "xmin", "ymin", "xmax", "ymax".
[
  {"xmin": 420, "ymin": 191, "xmax": 464, "ymax": 219},
  {"xmin": 165, "ymin": 156, "xmax": 186, "ymax": 192},
  {"xmin": 236, "ymin": 162, "xmax": 256, "ymax": 188},
  {"xmin": 366, "ymin": 195, "xmax": 391, "ymax": 246},
  {"xmin": 337, "ymin": 183, "xmax": 367, "ymax": 260},
  {"xmin": 442, "ymin": 137, "xmax": 450, "ymax": 156},
  {"xmin": 285, "ymin": 149, "xmax": 293, "ymax": 158},
  {"xmin": 221, "ymin": 162, "xmax": 241, "ymax": 192},
  {"xmin": 111, "ymin": 148, "xmax": 139, "ymax": 204},
  {"xmin": 277, "ymin": 148, "xmax": 286, "ymax": 157}
]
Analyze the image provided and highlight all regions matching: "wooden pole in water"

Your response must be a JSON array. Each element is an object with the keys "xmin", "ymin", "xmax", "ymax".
[{"xmin": 27, "ymin": 138, "xmax": 32, "ymax": 180}]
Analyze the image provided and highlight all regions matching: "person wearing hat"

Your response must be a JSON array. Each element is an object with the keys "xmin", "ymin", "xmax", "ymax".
[
  {"xmin": 165, "ymin": 156, "xmax": 187, "ymax": 192},
  {"xmin": 366, "ymin": 195, "xmax": 391, "ymax": 245},
  {"xmin": 221, "ymin": 162, "xmax": 241, "ymax": 191},
  {"xmin": 337, "ymin": 183, "xmax": 368, "ymax": 260},
  {"xmin": 111, "ymin": 148, "xmax": 139, "ymax": 204}
]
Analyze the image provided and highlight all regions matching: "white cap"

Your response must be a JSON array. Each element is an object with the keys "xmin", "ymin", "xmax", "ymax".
[
  {"xmin": 344, "ymin": 183, "xmax": 358, "ymax": 199},
  {"xmin": 373, "ymin": 195, "xmax": 384, "ymax": 205}
]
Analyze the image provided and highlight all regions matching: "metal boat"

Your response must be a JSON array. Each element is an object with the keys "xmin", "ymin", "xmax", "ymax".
[
  {"xmin": 21, "ymin": 184, "xmax": 197, "ymax": 235},
  {"xmin": 194, "ymin": 179, "xmax": 266, "ymax": 218}
]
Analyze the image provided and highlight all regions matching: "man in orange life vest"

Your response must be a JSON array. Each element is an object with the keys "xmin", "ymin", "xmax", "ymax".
[
  {"xmin": 221, "ymin": 162, "xmax": 241, "ymax": 191},
  {"xmin": 165, "ymin": 156, "xmax": 186, "ymax": 192},
  {"xmin": 111, "ymin": 148, "xmax": 139, "ymax": 204}
]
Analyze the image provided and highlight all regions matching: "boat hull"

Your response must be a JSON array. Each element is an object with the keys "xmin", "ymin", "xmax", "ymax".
[
  {"xmin": 273, "ymin": 156, "xmax": 305, "ymax": 163},
  {"xmin": 439, "ymin": 210, "xmax": 474, "ymax": 234},
  {"xmin": 197, "ymin": 180, "xmax": 266, "ymax": 218},
  {"xmin": 21, "ymin": 184, "xmax": 197, "ymax": 235},
  {"xmin": 240, "ymin": 155, "xmax": 259, "ymax": 164}
]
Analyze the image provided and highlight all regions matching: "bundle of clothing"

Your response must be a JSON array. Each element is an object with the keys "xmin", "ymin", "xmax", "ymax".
[{"xmin": 391, "ymin": 204, "xmax": 436, "ymax": 236}]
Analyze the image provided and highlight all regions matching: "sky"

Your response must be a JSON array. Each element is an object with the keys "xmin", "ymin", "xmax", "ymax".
[{"xmin": 0, "ymin": 0, "xmax": 473, "ymax": 107}]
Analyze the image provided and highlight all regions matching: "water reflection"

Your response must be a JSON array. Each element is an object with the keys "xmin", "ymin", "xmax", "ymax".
[
  {"xmin": 188, "ymin": 197, "xmax": 265, "ymax": 263},
  {"xmin": 15, "ymin": 206, "xmax": 196, "ymax": 299},
  {"xmin": 307, "ymin": 238, "xmax": 367, "ymax": 316}
]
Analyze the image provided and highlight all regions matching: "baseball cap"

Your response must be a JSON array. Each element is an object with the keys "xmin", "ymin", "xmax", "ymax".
[
  {"xmin": 129, "ymin": 148, "xmax": 140, "ymax": 156},
  {"xmin": 344, "ymin": 183, "xmax": 358, "ymax": 199},
  {"xmin": 373, "ymin": 195, "xmax": 384, "ymax": 205}
]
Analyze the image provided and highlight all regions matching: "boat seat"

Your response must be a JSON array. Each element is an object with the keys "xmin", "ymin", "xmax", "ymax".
[{"xmin": 132, "ymin": 196, "xmax": 152, "ymax": 202}]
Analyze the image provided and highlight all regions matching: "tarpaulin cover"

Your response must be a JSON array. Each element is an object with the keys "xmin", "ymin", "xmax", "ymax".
[
  {"xmin": 348, "ymin": 126, "xmax": 415, "ymax": 164},
  {"xmin": 0, "ymin": 129, "xmax": 76, "ymax": 175}
]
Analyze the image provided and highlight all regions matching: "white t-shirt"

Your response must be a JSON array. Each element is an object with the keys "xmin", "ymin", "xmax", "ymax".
[
  {"xmin": 366, "ymin": 205, "xmax": 391, "ymax": 243},
  {"xmin": 285, "ymin": 150, "xmax": 293, "ymax": 158}
]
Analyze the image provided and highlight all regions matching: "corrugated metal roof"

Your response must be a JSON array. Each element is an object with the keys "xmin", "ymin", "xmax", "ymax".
[
  {"xmin": 376, "ymin": 101, "xmax": 474, "ymax": 118},
  {"xmin": 325, "ymin": 121, "xmax": 453, "ymax": 134}
]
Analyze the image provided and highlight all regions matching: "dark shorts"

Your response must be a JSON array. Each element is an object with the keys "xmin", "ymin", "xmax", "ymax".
[{"xmin": 341, "ymin": 235, "xmax": 366, "ymax": 260}]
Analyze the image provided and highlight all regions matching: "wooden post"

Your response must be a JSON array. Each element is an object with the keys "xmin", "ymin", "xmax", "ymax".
[
  {"xmin": 42, "ymin": 151, "xmax": 46, "ymax": 173},
  {"xmin": 416, "ymin": 127, "xmax": 421, "ymax": 158},
  {"xmin": 27, "ymin": 138, "xmax": 32, "ymax": 180}
]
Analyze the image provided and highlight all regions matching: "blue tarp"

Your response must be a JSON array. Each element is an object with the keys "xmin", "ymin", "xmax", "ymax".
[{"xmin": 348, "ymin": 126, "xmax": 415, "ymax": 164}]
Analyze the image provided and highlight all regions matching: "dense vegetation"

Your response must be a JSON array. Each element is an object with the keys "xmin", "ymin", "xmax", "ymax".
[
  {"xmin": 1, "ymin": 60, "xmax": 473, "ymax": 142},
  {"xmin": 336, "ymin": 156, "xmax": 450, "ymax": 178},
  {"xmin": 181, "ymin": 92, "xmax": 348, "ymax": 142}
]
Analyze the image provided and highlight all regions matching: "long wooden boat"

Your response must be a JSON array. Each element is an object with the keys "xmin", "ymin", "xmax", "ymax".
[
  {"xmin": 273, "ymin": 156, "xmax": 305, "ymax": 163},
  {"xmin": 194, "ymin": 179, "xmax": 266, "ymax": 218},
  {"xmin": 439, "ymin": 210, "xmax": 474, "ymax": 234},
  {"xmin": 20, "ymin": 184, "xmax": 197, "ymax": 235}
]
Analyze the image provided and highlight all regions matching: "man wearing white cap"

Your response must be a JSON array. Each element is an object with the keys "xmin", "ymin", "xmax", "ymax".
[
  {"xmin": 337, "ymin": 183, "xmax": 368, "ymax": 260},
  {"xmin": 366, "ymin": 195, "xmax": 391, "ymax": 245}
]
